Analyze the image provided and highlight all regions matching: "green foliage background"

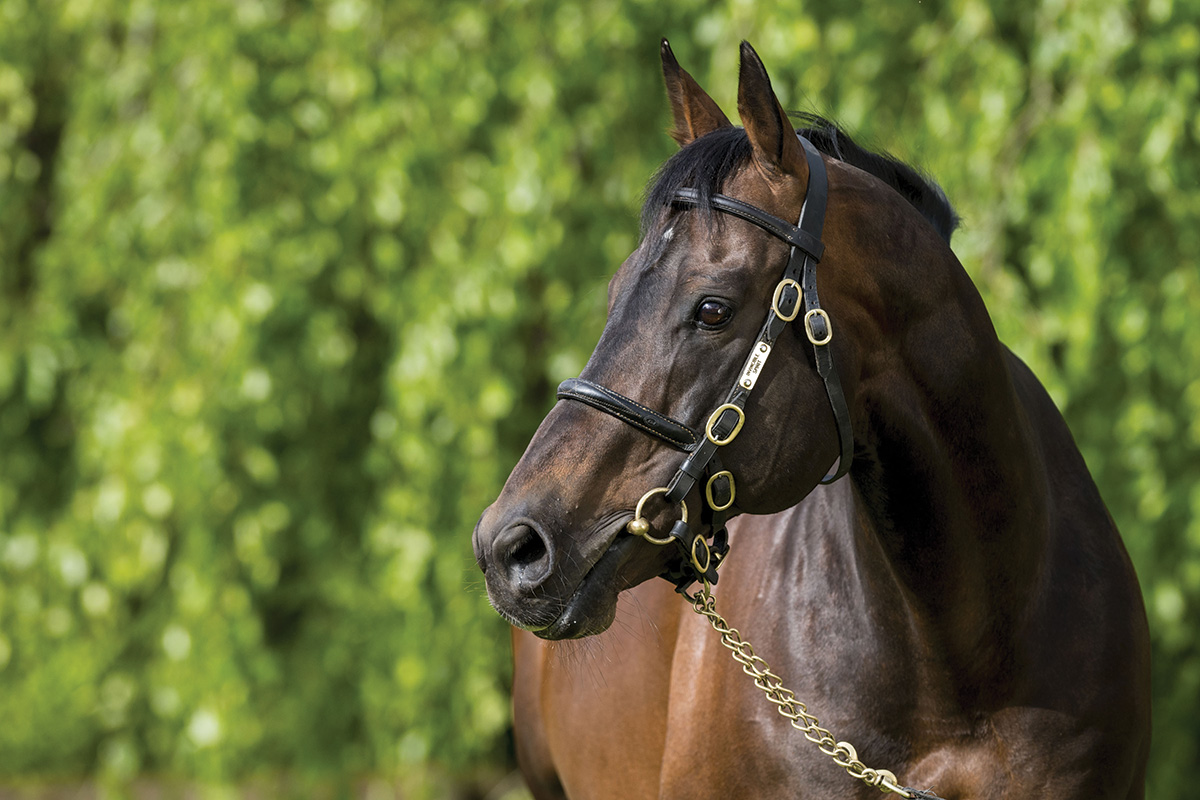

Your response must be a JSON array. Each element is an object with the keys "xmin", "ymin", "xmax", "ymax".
[{"xmin": 1, "ymin": 0, "xmax": 1197, "ymax": 796}]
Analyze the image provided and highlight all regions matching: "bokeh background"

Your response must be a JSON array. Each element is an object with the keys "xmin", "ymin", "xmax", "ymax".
[{"xmin": 1, "ymin": 0, "xmax": 1198, "ymax": 797}]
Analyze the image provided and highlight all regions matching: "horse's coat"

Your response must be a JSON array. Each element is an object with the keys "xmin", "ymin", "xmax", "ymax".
[{"xmin": 473, "ymin": 41, "xmax": 1151, "ymax": 799}]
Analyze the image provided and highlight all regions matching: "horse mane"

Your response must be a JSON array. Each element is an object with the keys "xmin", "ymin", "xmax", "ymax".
[{"xmin": 641, "ymin": 113, "xmax": 960, "ymax": 243}]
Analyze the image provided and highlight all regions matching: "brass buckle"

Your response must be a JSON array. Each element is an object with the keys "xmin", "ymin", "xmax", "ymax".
[
  {"xmin": 804, "ymin": 308, "xmax": 833, "ymax": 346},
  {"xmin": 705, "ymin": 470, "xmax": 736, "ymax": 511},
  {"xmin": 771, "ymin": 278, "xmax": 801, "ymax": 322},
  {"xmin": 626, "ymin": 486, "xmax": 687, "ymax": 546},
  {"xmin": 705, "ymin": 404, "xmax": 745, "ymax": 446},
  {"xmin": 690, "ymin": 535, "xmax": 711, "ymax": 575}
]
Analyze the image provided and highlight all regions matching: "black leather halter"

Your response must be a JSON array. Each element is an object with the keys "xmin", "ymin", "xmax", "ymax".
[{"xmin": 557, "ymin": 135, "xmax": 853, "ymax": 590}]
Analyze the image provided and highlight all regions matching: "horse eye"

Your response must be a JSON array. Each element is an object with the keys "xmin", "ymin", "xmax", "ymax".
[{"xmin": 695, "ymin": 299, "xmax": 733, "ymax": 329}]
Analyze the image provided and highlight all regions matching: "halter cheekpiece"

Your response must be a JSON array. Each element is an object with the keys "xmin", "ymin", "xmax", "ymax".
[{"xmin": 556, "ymin": 135, "xmax": 854, "ymax": 591}]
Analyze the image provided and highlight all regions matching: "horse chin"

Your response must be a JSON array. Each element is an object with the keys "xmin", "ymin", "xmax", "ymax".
[{"xmin": 532, "ymin": 532, "xmax": 646, "ymax": 641}]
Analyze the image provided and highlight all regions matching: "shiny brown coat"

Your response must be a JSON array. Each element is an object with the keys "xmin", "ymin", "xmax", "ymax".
[{"xmin": 474, "ymin": 41, "xmax": 1151, "ymax": 799}]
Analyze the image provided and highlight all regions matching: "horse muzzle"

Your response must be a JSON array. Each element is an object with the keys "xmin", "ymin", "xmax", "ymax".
[{"xmin": 473, "ymin": 508, "xmax": 653, "ymax": 639}]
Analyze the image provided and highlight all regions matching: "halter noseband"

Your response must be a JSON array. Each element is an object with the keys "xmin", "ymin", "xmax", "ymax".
[{"xmin": 556, "ymin": 135, "xmax": 853, "ymax": 591}]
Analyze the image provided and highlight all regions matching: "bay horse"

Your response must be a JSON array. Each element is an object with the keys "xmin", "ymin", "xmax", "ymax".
[{"xmin": 473, "ymin": 40, "xmax": 1151, "ymax": 799}]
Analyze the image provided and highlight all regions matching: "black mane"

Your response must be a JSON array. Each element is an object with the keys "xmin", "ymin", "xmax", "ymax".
[{"xmin": 641, "ymin": 114, "xmax": 960, "ymax": 243}]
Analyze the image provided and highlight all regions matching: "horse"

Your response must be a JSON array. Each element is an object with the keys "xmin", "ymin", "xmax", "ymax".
[{"xmin": 472, "ymin": 40, "xmax": 1151, "ymax": 799}]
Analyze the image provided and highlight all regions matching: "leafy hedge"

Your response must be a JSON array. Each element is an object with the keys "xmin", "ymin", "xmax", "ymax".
[{"xmin": 1, "ymin": 0, "xmax": 1197, "ymax": 797}]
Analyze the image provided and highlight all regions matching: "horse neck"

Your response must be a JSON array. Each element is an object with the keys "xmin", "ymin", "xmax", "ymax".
[{"xmin": 847, "ymin": 262, "xmax": 1051, "ymax": 693}]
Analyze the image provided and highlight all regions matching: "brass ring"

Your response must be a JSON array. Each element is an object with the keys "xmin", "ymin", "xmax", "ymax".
[
  {"xmin": 804, "ymin": 308, "xmax": 833, "ymax": 346},
  {"xmin": 627, "ymin": 486, "xmax": 687, "ymax": 546},
  {"xmin": 690, "ymin": 535, "xmax": 711, "ymax": 575},
  {"xmin": 705, "ymin": 470, "xmax": 736, "ymax": 511},
  {"xmin": 771, "ymin": 278, "xmax": 801, "ymax": 322},
  {"xmin": 705, "ymin": 404, "xmax": 745, "ymax": 446}
]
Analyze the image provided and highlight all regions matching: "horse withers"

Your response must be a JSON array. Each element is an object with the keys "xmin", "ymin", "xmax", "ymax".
[{"xmin": 473, "ymin": 40, "xmax": 1151, "ymax": 799}]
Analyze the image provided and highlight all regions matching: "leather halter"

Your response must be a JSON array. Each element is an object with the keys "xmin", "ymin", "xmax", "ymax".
[{"xmin": 557, "ymin": 135, "xmax": 853, "ymax": 590}]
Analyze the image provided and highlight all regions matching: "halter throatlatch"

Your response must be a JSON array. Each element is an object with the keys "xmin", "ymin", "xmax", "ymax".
[{"xmin": 556, "ymin": 135, "xmax": 854, "ymax": 592}]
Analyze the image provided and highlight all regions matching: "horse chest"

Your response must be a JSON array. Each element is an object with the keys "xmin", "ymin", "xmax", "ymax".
[
  {"xmin": 521, "ymin": 551, "xmax": 920, "ymax": 799},
  {"xmin": 652, "ymin": 556, "xmax": 917, "ymax": 797}
]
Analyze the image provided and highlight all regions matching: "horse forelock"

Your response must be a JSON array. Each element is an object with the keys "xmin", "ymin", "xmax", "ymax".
[
  {"xmin": 641, "ymin": 116, "xmax": 960, "ymax": 244},
  {"xmin": 640, "ymin": 127, "xmax": 754, "ymax": 237}
]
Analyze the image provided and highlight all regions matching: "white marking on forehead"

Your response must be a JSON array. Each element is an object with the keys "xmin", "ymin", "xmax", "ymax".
[{"xmin": 662, "ymin": 225, "xmax": 675, "ymax": 242}]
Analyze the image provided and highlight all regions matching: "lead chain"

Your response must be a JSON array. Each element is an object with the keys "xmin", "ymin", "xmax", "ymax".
[{"xmin": 685, "ymin": 584, "xmax": 938, "ymax": 799}]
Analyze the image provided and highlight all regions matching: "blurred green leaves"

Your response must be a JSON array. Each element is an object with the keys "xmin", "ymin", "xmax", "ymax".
[{"xmin": 1, "ymin": 0, "xmax": 1198, "ymax": 797}]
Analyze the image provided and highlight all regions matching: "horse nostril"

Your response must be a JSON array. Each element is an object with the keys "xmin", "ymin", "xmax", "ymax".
[
  {"xmin": 511, "ymin": 530, "xmax": 547, "ymax": 567},
  {"xmin": 495, "ymin": 523, "xmax": 553, "ymax": 592}
]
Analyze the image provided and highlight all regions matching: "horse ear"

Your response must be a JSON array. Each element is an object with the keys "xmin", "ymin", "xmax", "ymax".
[
  {"xmin": 661, "ymin": 38, "xmax": 732, "ymax": 146},
  {"xmin": 737, "ymin": 41, "xmax": 806, "ymax": 180}
]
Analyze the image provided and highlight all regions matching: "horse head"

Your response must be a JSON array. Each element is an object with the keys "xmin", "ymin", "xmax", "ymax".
[{"xmin": 474, "ymin": 40, "xmax": 954, "ymax": 640}]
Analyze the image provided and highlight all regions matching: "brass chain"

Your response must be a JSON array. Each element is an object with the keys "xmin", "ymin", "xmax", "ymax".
[{"xmin": 685, "ymin": 583, "xmax": 916, "ymax": 798}]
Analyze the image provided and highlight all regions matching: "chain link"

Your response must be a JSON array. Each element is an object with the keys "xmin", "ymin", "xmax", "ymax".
[{"xmin": 685, "ymin": 584, "xmax": 918, "ymax": 797}]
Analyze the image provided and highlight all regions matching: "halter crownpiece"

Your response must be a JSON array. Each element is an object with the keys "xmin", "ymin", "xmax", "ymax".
[{"xmin": 556, "ymin": 135, "xmax": 854, "ymax": 591}]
